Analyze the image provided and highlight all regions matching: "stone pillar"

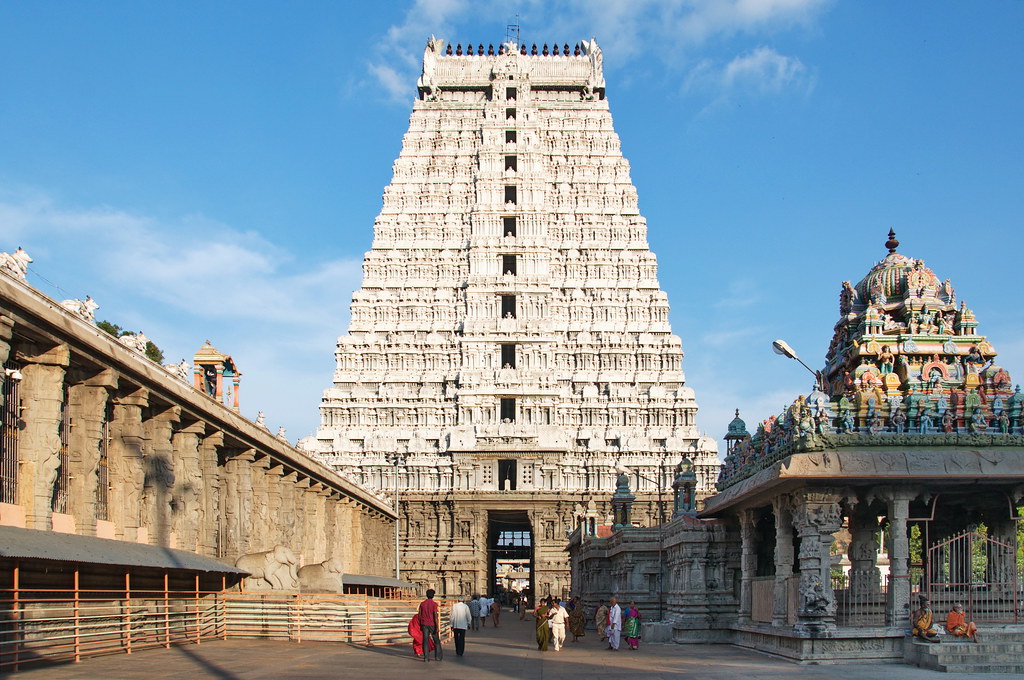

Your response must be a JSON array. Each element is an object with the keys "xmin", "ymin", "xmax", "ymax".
[
  {"xmin": 265, "ymin": 462, "xmax": 285, "ymax": 548},
  {"xmin": 791, "ymin": 489, "xmax": 843, "ymax": 633},
  {"xmin": 109, "ymin": 389, "xmax": 149, "ymax": 540},
  {"xmin": 847, "ymin": 502, "xmax": 881, "ymax": 596},
  {"xmin": 142, "ymin": 406, "xmax": 179, "ymax": 547},
  {"xmin": 200, "ymin": 430, "xmax": 223, "ymax": 557},
  {"xmin": 882, "ymin": 486, "xmax": 917, "ymax": 627},
  {"xmin": 737, "ymin": 508, "xmax": 756, "ymax": 625},
  {"xmin": 221, "ymin": 448, "xmax": 255, "ymax": 559},
  {"xmin": 67, "ymin": 369, "xmax": 117, "ymax": 536},
  {"xmin": 171, "ymin": 419, "xmax": 205, "ymax": 552},
  {"xmin": 16, "ymin": 343, "xmax": 69, "ymax": 530},
  {"xmin": 772, "ymin": 494, "xmax": 795, "ymax": 627}
]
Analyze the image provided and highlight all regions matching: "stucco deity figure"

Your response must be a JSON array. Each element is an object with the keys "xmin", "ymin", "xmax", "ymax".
[
  {"xmin": 0, "ymin": 247, "xmax": 32, "ymax": 280},
  {"xmin": 839, "ymin": 280, "xmax": 858, "ymax": 315},
  {"xmin": 891, "ymin": 407, "xmax": 907, "ymax": 434},
  {"xmin": 919, "ymin": 408, "xmax": 935, "ymax": 434},
  {"xmin": 276, "ymin": 427, "xmax": 288, "ymax": 441},
  {"xmin": 868, "ymin": 414, "xmax": 884, "ymax": 435},
  {"xmin": 255, "ymin": 411, "xmax": 268, "ymax": 429},
  {"xmin": 965, "ymin": 345, "xmax": 985, "ymax": 374},
  {"xmin": 841, "ymin": 409, "xmax": 855, "ymax": 434},
  {"xmin": 877, "ymin": 345, "xmax": 895, "ymax": 374},
  {"xmin": 970, "ymin": 408, "xmax": 988, "ymax": 433},
  {"xmin": 995, "ymin": 411, "xmax": 1009, "ymax": 434}
]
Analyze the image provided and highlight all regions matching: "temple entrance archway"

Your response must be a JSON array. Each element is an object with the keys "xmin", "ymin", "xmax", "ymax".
[{"xmin": 487, "ymin": 509, "xmax": 533, "ymax": 604}]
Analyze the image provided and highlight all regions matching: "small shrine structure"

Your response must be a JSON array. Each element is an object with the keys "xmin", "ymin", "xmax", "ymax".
[
  {"xmin": 705, "ymin": 232, "xmax": 1024, "ymax": 662},
  {"xmin": 193, "ymin": 340, "xmax": 241, "ymax": 411}
]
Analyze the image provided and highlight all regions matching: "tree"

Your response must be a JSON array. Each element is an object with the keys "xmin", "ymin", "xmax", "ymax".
[
  {"xmin": 96, "ymin": 320, "xmax": 123, "ymax": 337},
  {"xmin": 144, "ymin": 341, "xmax": 164, "ymax": 364}
]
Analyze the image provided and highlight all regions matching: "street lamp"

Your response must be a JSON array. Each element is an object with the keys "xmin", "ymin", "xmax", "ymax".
[
  {"xmin": 387, "ymin": 453, "xmax": 406, "ymax": 580},
  {"xmin": 771, "ymin": 339, "xmax": 823, "ymax": 391}
]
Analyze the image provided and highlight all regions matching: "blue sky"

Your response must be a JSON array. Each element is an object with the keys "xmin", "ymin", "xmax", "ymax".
[{"xmin": 2, "ymin": 1, "xmax": 1022, "ymax": 449}]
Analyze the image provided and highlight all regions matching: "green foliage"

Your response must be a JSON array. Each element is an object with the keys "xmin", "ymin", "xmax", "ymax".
[
  {"xmin": 96, "ymin": 320, "xmax": 123, "ymax": 337},
  {"xmin": 144, "ymin": 341, "xmax": 164, "ymax": 364}
]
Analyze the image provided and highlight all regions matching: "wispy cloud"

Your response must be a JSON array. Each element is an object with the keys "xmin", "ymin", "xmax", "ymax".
[
  {"xmin": 686, "ymin": 46, "xmax": 813, "ymax": 105},
  {"xmin": 361, "ymin": 0, "xmax": 833, "ymax": 104},
  {"xmin": 1, "ymin": 191, "xmax": 362, "ymax": 438}
]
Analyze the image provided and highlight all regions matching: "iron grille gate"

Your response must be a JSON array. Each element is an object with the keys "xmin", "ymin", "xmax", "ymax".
[{"xmin": 926, "ymin": 530, "xmax": 1021, "ymax": 623}]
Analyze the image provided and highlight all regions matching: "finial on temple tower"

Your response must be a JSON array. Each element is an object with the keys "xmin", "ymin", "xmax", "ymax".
[
  {"xmin": 885, "ymin": 228, "xmax": 899, "ymax": 254},
  {"xmin": 505, "ymin": 15, "xmax": 520, "ymax": 49}
]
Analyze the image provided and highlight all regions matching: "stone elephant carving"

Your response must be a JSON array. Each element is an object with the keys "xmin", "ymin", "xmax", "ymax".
[
  {"xmin": 235, "ymin": 545, "xmax": 299, "ymax": 591},
  {"xmin": 297, "ymin": 556, "xmax": 345, "ymax": 593}
]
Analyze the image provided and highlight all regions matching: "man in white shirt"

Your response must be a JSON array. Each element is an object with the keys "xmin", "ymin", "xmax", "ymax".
[
  {"xmin": 479, "ymin": 595, "xmax": 491, "ymax": 627},
  {"xmin": 548, "ymin": 600, "xmax": 568, "ymax": 651},
  {"xmin": 449, "ymin": 597, "xmax": 472, "ymax": 657},
  {"xmin": 606, "ymin": 597, "xmax": 622, "ymax": 651}
]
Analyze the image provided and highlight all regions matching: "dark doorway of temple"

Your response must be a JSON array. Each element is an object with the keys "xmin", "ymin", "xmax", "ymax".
[{"xmin": 487, "ymin": 509, "xmax": 533, "ymax": 606}]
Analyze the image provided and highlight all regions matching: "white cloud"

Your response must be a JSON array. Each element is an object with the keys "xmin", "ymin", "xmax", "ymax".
[
  {"xmin": 686, "ymin": 46, "xmax": 812, "ymax": 106},
  {"xmin": 361, "ymin": 0, "xmax": 832, "ymax": 104},
  {"xmin": 1, "ymin": 192, "xmax": 362, "ymax": 439}
]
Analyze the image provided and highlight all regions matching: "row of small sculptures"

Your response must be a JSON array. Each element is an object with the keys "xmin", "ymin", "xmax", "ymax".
[
  {"xmin": 235, "ymin": 545, "xmax": 347, "ymax": 593},
  {"xmin": 720, "ymin": 389, "xmax": 1024, "ymax": 484}
]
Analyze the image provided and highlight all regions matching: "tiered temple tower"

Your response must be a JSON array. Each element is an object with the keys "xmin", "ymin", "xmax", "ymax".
[{"xmin": 306, "ymin": 37, "xmax": 719, "ymax": 598}]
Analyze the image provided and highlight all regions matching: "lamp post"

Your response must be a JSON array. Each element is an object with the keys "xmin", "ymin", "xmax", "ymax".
[
  {"xmin": 771, "ymin": 339, "xmax": 823, "ymax": 391},
  {"xmin": 387, "ymin": 453, "xmax": 406, "ymax": 580},
  {"xmin": 614, "ymin": 462, "xmax": 666, "ymax": 622}
]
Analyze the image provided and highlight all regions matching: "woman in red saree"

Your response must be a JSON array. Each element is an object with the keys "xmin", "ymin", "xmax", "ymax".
[{"xmin": 408, "ymin": 614, "xmax": 437, "ymax": 657}]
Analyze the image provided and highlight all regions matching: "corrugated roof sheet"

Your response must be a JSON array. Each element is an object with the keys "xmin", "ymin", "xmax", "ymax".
[
  {"xmin": 342, "ymin": 573, "xmax": 416, "ymax": 589},
  {"xmin": 0, "ymin": 526, "xmax": 247, "ymax": 574}
]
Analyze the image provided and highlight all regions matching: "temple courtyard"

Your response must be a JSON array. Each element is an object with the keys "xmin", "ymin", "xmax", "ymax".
[{"xmin": 12, "ymin": 615, "xmax": 1021, "ymax": 680}]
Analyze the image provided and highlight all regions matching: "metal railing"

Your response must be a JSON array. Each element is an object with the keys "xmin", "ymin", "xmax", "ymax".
[
  {"xmin": 832, "ymin": 570, "xmax": 889, "ymax": 627},
  {"xmin": 0, "ymin": 583, "xmax": 451, "ymax": 673},
  {"xmin": 1, "ymin": 361, "xmax": 21, "ymax": 504}
]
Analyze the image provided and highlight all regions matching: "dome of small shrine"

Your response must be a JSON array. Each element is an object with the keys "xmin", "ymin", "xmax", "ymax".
[
  {"xmin": 853, "ymin": 230, "xmax": 940, "ymax": 305},
  {"xmin": 726, "ymin": 409, "xmax": 749, "ymax": 438}
]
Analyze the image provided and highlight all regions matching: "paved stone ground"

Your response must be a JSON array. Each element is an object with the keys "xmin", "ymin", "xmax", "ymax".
[{"xmin": 12, "ymin": 611, "xmax": 1022, "ymax": 679}]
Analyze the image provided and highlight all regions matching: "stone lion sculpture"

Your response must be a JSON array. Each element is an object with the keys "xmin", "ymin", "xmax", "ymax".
[
  {"xmin": 235, "ymin": 545, "xmax": 299, "ymax": 591},
  {"xmin": 297, "ymin": 556, "xmax": 345, "ymax": 593}
]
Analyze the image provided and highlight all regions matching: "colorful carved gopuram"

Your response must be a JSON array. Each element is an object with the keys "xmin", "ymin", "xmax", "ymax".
[{"xmin": 719, "ymin": 229, "xmax": 1022, "ymax": 488}]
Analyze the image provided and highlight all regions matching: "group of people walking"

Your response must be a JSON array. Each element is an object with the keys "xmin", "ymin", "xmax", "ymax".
[
  {"xmin": 535, "ymin": 595, "xmax": 641, "ymax": 652},
  {"xmin": 412, "ymin": 589, "xmax": 645, "ymax": 663},
  {"xmin": 409, "ymin": 591, "xmax": 504, "ymax": 661}
]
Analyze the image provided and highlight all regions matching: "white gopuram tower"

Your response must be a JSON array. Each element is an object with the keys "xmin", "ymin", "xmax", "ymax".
[{"xmin": 308, "ymin": 37, "xmax": 719, "ymax": 599}]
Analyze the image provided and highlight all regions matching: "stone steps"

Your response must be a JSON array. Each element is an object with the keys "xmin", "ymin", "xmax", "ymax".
[{"xmin": 913, "ymin": 638, "xmax": 1024, "ymax": 673}]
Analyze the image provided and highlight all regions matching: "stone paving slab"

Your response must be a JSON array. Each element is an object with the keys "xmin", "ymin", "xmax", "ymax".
[{"xmin": 12, "ymin": 613, "xmax": 1022, "ymax": 679}]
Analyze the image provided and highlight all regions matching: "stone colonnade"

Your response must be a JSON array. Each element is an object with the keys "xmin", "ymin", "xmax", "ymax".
[{"xmin": 0, "ymin": 281, "xmax": 395, "ymax": 578}]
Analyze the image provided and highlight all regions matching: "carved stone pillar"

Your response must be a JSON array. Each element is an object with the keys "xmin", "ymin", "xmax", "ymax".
[
  {"xmin": 791, "ymin": 489, "xmax": 843, "ymax": 633},
  {"xmin": 142, "ymin": 406, "xmax": 179, "ymax": 547},
  {"xmin": 67, "ymin": 369, "xmax": 117, "ymax": 536},
  {"xmin": 200, "ymin": 430, "xmax": 223, "ymax": 556},
  {"xmin": 16, "ymin": 343, "xmax": 69, "ymax": 530},
  {"xmin": 171, "ymin": 419, "xmax": 205, "ymax": 552},
  {"xmin": 881, "ymin": 486, "xmax": 917, "ymax": 627},
  {"xmin": 265, "ymin": 463, "xmax": 285, "ymax": 548},
  {"xmin": 737, "ymin": 508, "xmax": 756, "ymax": 625},
  {"xmin": 222, "ymin": 448, "xmax": 255, "ymax": 559},
  {"xmin": 109, "ymin": 388, "xmax": 148, "ymax": 540},
  {"xmin": 847, "ymin": 501, "xmax": 881, "ymax": 596},
  {"xmin": 772, "ymin": 494, "xmax": 795, "ymax": 627}
]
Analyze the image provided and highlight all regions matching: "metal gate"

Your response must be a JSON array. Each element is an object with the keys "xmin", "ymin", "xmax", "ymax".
[{"xmin": 926, "ymin": 530, "xmax": 1021, "ymax": 623}]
